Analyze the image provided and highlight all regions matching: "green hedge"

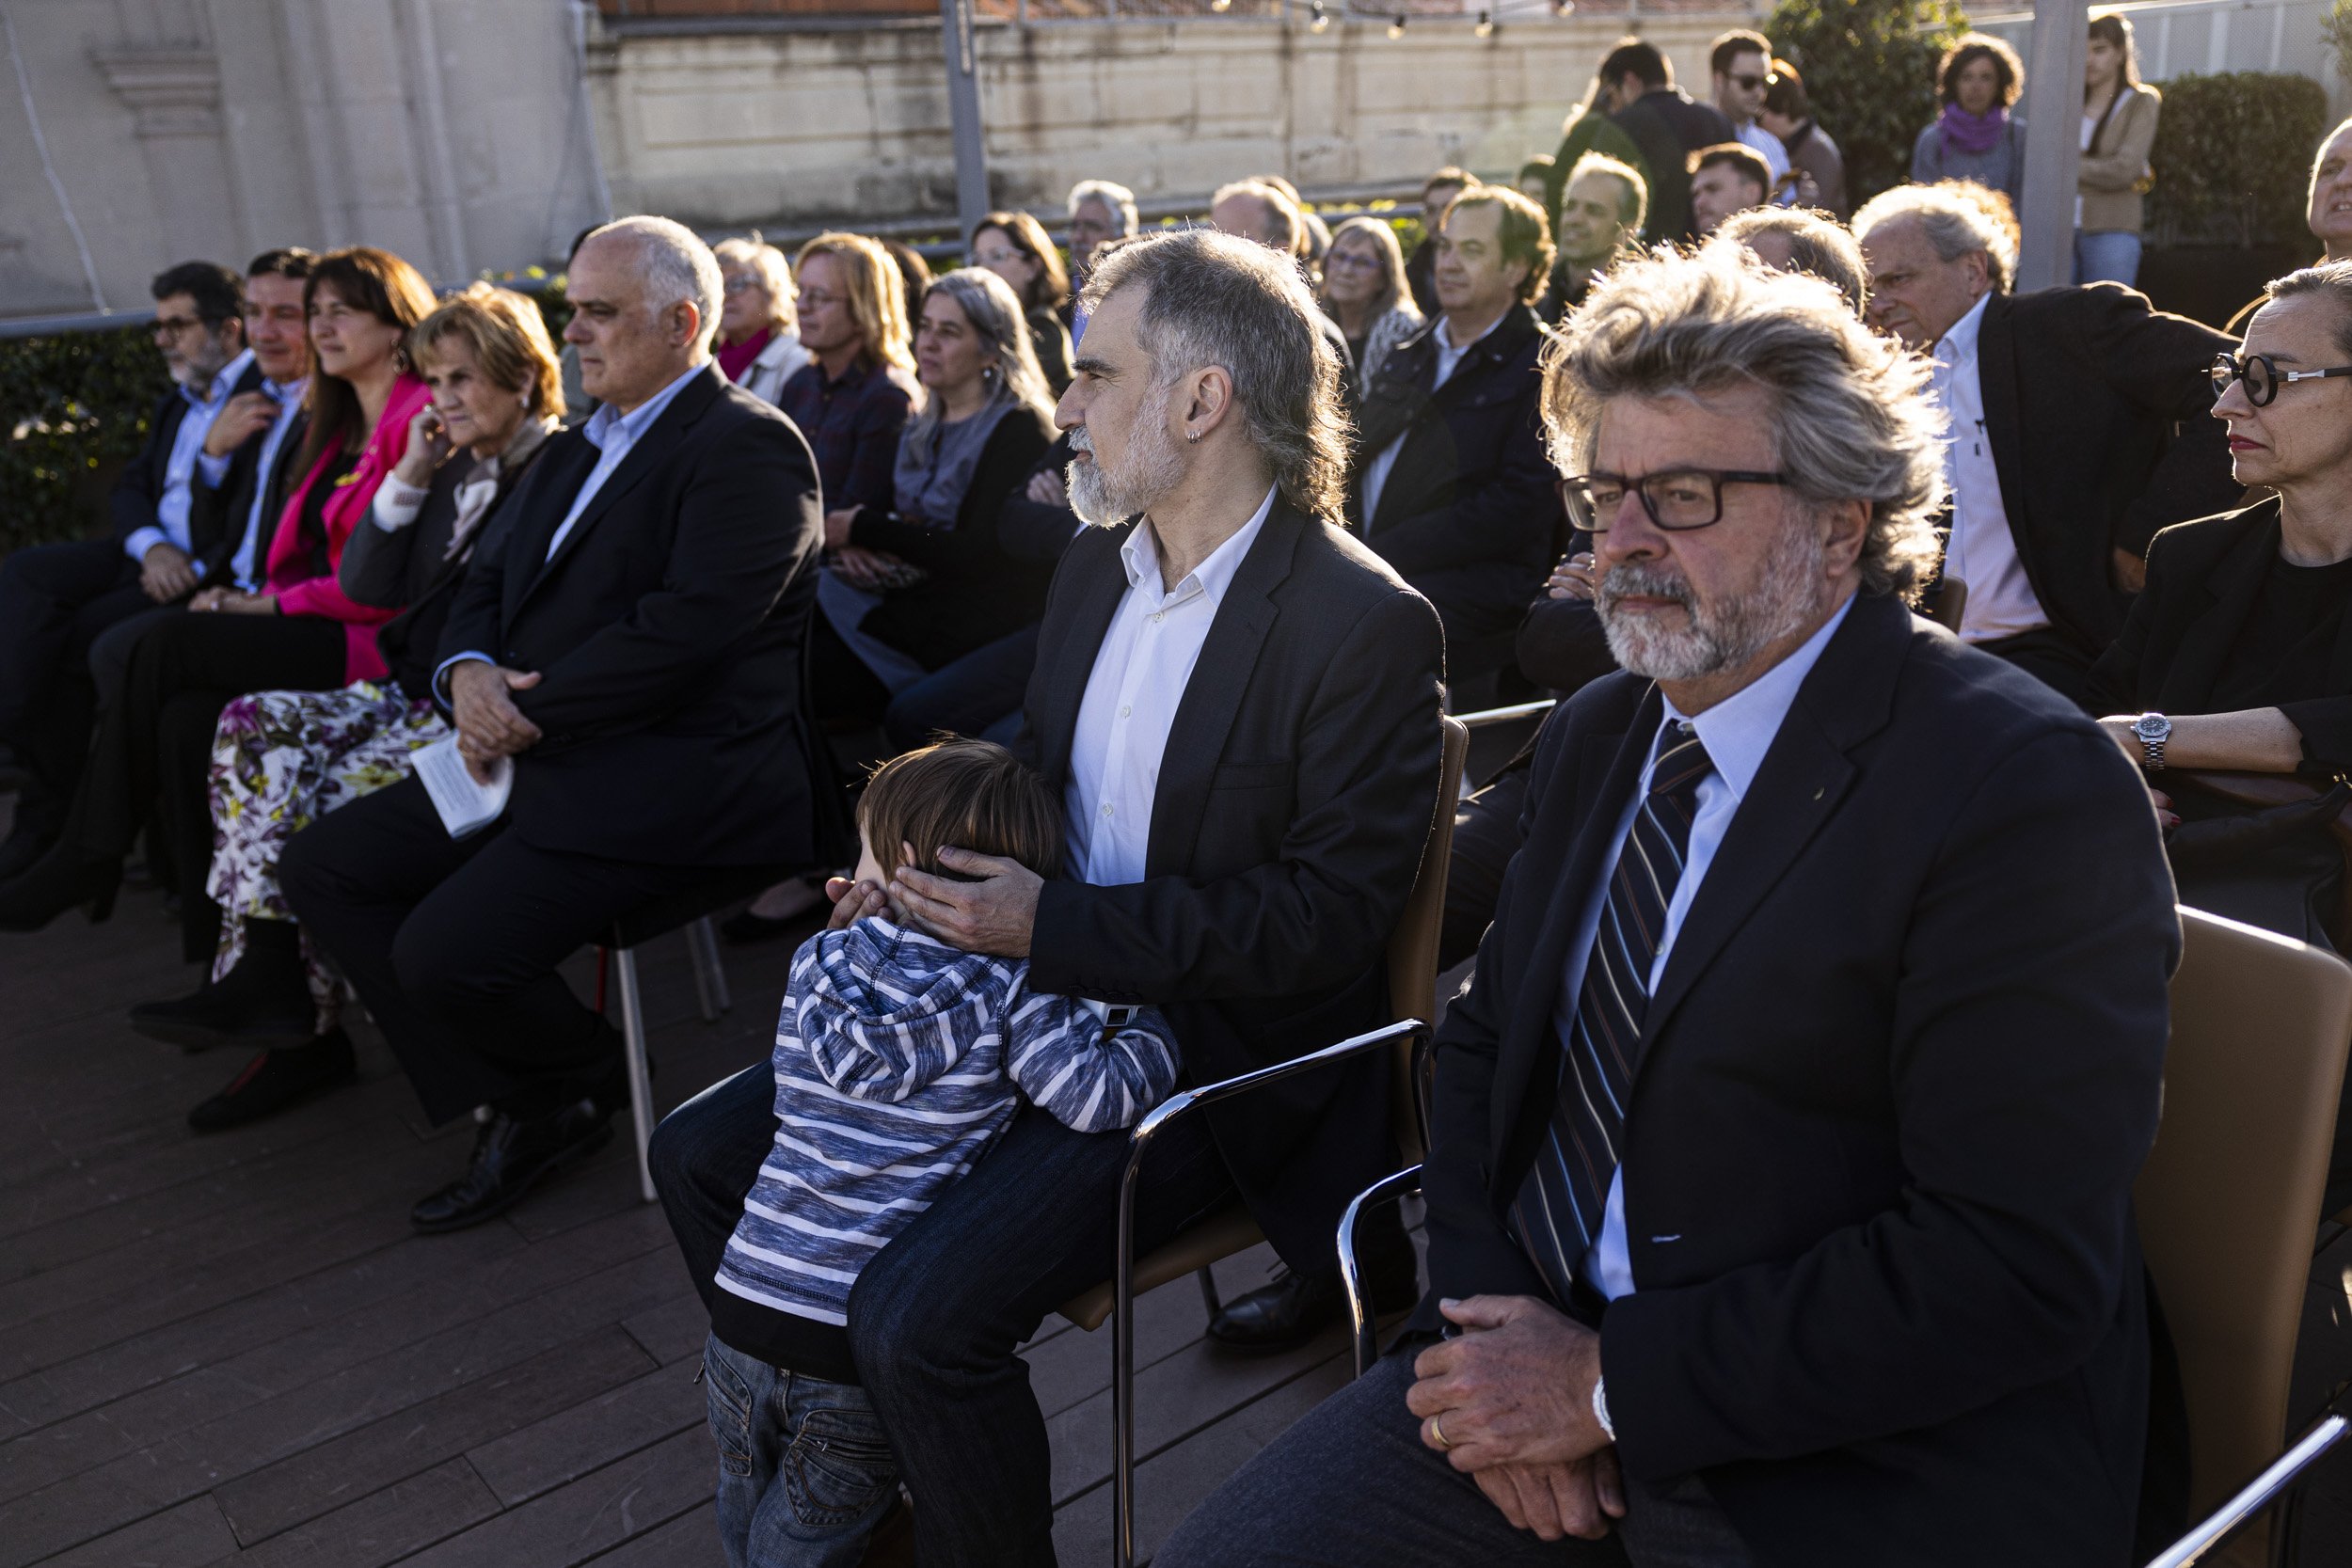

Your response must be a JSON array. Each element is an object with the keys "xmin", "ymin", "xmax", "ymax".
[
  {"xmin": 2145, "ymin": 71, "xmax": 2329, "ymax": 248},
  {"xmin": 3, "ymin": 325, "xmax": 168, "ymax": 557}
]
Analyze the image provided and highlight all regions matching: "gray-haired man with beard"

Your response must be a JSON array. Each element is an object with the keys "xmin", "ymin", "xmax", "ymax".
[
  {"xmin": 1162, "ymin": 247, "xmax": 2176, "ymax": 1566},
  {"xmin": 647, "ymin": 229, "xmax": 1444, "ymax": 1563}
]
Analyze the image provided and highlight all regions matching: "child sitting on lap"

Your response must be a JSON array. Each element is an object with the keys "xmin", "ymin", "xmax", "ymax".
[{"xmin": 701, "ymin": 738, "xmax": 1181, "ymax": 1568}]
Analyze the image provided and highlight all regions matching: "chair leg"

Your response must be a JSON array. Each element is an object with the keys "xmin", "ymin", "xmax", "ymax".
[
  {"xmin": 1196, "ymin": 1265, "xmax": 1221, "ymax": 1318},
  {"xmin": 613, "ymin": 945, "xmax": 657, "ymax": 1205},
  {"xmin": 687, "ymin": 915, "xmax": 729, "ymax": 1022}
]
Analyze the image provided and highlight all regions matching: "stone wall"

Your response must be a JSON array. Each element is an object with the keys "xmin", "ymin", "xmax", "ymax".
[{"xmin": 587, "ymin": 11, "xmax": 1756, "ymax": 229}]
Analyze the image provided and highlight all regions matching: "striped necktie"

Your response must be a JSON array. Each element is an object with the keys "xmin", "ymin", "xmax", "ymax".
[{"xmin": 1511, "ymin": 721, "xmax": 1715, "ymax": 1303}]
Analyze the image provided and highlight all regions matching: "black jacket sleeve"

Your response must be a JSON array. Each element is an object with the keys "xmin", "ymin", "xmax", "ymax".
[
  {"xmin": 1516, "ymin": 590, "xmax": 1617, "ymax": 696},
  {"xmin": 108, "ymin": 389, "xmax": 182, "ymax": 550},
  {"xmin": 2069, "ymin": 286, "xmax": 2244, "ymax": 555},
  {"xmin": 848, "ymin": 410, "xmax": 1054, "ymax": 576}
]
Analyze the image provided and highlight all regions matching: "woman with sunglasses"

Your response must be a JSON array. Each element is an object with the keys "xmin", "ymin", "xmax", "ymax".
[{"xmin": 2088, "ymin": 261, "xmax": 2352, "ymax": 950}]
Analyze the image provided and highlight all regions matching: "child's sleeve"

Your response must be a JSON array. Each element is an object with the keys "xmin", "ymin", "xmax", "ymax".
[{"xmin": 1002, "ymin": 991, "xmax": 1181, "ymax": 1134}]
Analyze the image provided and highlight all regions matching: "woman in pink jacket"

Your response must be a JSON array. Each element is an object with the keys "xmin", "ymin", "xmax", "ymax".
[{"xmin": 0, "ymin": 247, "xmax": 436, "ymax": 938}]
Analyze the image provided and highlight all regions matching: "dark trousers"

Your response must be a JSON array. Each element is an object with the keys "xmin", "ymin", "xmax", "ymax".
[
  {"xmin": 882, "ymin": 623, "xmax": 1038, "ymax": 752},
  {"xmin": 1440, "ymin": 766, "xmax": 1530, "ymax": 973},
  {"xmin": 651, "ymin": 1063, "xmax": 1239, "ymax": 1566},
  {"xmin": 0, "ymin": 539, "xmax": 152, "ymax": 839},
  {"xmin": 281, "ymin": 772, "xmax": 726, "ymax": 1124},
  {"xmin": 1979, "ymin": 626, "xmax": 2099, "ymax": 715},
  {"xmin": 1155, "ymin": 1350, "xmax": 1750, "ymax": 1567},
  {"xmin": 63, "ymin": 610, "xmax": 345, "ymax": 956}
]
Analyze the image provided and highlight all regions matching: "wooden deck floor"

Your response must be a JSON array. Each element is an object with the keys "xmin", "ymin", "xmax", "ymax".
[{"xmin": 5, "ymin": 787, "xmax": 2352, "ymax": 1566}]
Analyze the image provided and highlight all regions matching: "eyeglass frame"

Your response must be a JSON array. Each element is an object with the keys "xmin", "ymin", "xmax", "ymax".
[
  {"xmin": 1558, "ymin": 468, "xmax": 1794, "ymax": 533},
  {"xmin": 2211, "ymin": 352, "xmax": 2352, "ymax": 408}
]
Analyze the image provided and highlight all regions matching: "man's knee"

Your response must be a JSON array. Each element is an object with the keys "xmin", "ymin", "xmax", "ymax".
[{"xmin": 846, "ymin": 1229, "xmax": 992, "ymax": 1386}]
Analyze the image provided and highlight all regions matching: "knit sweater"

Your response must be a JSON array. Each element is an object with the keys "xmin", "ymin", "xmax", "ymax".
[{"xmin": 710, "ymin": 916, "xmax": 1181, "ymax": 1381}]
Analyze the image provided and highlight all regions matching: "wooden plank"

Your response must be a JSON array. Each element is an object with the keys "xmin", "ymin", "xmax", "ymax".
[
  {"xmin": 213, "ymin": 1326, "xmax": 656, "ymax": 1545},
  {"xmin": 617, "ymin": 1291, "xmax": 710, "ymax": 1370},
  {"xmin": 220, "ymin": 1456, "xmax": 505, "ymax": 1568},
  {"xmin": 465, "ymin": 1360, "xmax": 705, "ymax": 1507},
  {"xmin": 391, "ymin": 1426, "xmax": 712, "ymax": 1568},
  {"xmin": 577, "ymin": 1501, "xmax": 723, "ymax": 1567},
  {"xmin": 30, "ymin": 1494, "xmax": 238, "ymax": 1568}
]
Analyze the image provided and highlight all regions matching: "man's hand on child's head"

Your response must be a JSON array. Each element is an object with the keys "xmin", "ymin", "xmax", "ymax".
[
  {"xmin": 892, "ymin": 845, "xmax": 1041, "ymax": 958},
  {"xmin": 824, "ymin": 877, "xmax": 888, "ymax": 931}
]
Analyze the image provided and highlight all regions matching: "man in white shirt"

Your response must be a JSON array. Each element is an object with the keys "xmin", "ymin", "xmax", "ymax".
[
  {"xmin": 1854, "ymin": 182, "xmax": 2240, "ymax": 709},
  {"xmin": 647, "ymin": 229, "xmax": 1447, "ymax": 1565},
  {"xmin": 1162, "ymin": 241, "xmax": 2173, "ymax": 1568},
  {"xmin": 0, "ymin": 260, "xmax": 251, "ymax": 877}
]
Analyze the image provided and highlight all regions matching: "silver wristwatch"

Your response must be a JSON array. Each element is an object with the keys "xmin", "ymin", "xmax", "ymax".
[
  {"xmin": 1591, "ymin": 1375, "xmax": 1615, "ymax": 1442},
  {"xmin": 2131, "ymin": 712, "xmax": 2172, "ymax": 771}
]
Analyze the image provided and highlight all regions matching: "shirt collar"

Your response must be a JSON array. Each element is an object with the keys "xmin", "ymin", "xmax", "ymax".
[
  {"xmin": 184, "ymin": 348, "xmax": 254, "ymax": 409},
  {"xmin": 1118, "ymin": 485, "xmax": 1279, "ymax": 605},
  {"xmin": 1438, "ymin": 309, "xmax": 1506, "ymax": 356},
  {"xmin": 1933, "ymin": 292, "xmax": 1993, "ymax": 368},
  {"xmin": 266, "ymin": 373, "xmax": 309, "ymax": 404},
  {"xmin": 1660, "ymin": 591, "xmax": 1856, "ymax": 803},
  {"xmin": 581, "ymin": 360, "xmax": 706, "ymax": 451}
]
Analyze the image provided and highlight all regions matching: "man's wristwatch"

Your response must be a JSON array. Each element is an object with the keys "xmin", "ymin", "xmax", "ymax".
[
  {"xmin": 2131, "ymin": 712, "xmax": 2173, "ymax": 772},
  {"xmin": 1591, "ymin": 1376, "xmax": 1614, "ymax": 1443}
]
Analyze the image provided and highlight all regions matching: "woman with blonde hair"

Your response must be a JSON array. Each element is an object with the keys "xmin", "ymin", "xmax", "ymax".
[
  {"xmin": 970, "ymin": 210, "xmax": 1075, "ymax": 393},
  {"xmin": 711, "ymin": 235, "xmax": 811, "ymax": 404},
  {"xmin": 779, "ymin": 231, "xmax": 919, "ymax": 531},
  {"xmin": 130, "ymin": 283, "xmax": 568, "ymax": 1129},
  {"xmin": 1319, "ymin": 215, "xmax": 1423, "ymax": 397}
]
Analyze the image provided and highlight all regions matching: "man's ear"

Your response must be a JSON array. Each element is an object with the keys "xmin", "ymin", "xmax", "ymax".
[
  {"xmin": 1184, "ymin": 365, "xmax": 1236, "ymax": 440},
  {"xmin": 1819, "ymin": 496, "xmax": 1872, "ymax": 578},
  {"xmin": 669, "ymin": 300, "xmax": 703, "ymax": 349}
]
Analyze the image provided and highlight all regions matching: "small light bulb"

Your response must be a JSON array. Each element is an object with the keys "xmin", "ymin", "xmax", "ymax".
[
  {"xmin": 1310, "ymin": 0, "xmax": 1329, "ymax": 28},
  {"xmin": 1211, "ymin": 0, "xmax": 1232, "ymax": 11},
  {"xmin": 1473, "ymin": 9, "xmax": 1492, "ymax": 35},
  {"xmin": 1387, "ymin": 13, "xmax": 1406, "ymax": 38},
  {"xmin": 1550, "ymin": 0, "xmax": 1572, "ymax": 13}
]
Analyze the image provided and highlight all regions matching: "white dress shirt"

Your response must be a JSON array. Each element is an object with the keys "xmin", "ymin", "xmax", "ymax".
[
  {"xmin": 1931, "ymin": 293, "xmax": 2046, "ymax": 643},
  {"xmin": 1063, "ymin": 487, "xmax": 1276, "ymax": 887},
  {"xmin": 127, "ymin": 348, "xmax": 254, "ymax": 566},
  {"xmin": 194, "ymin": 373, "xmax": 308, "ymax": 590},
  {"xmin": 1737, "ymin": 119, "xmax": 1794, "ymax": 200},
  {"xmin": 1358, "ymin": 311, "xmax": 1501, "ymax": 529},
  {"xmin": 1553, "ymin": 594, "xmax": 1855, "ymax": 1300}
]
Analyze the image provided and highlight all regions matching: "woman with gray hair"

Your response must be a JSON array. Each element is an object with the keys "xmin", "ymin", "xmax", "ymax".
[
  {"xmin": 814, "ymin": 265, "xmax": 1057, "ymax": 710},
  {"xmin": 1319, "ymin": 216, "xmax": 1423, "ymax": 398},
  {"xmin": 711, "ymin": 235, "xmax": 810, "ymax": 404}
]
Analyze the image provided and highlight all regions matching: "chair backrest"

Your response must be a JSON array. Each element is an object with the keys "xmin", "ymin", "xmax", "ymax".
[
  {"xmin": 1924, "ymin": 575, "xmax": 1968, "ymax": 634},
  {"xmin": 1385, "ymin": 715, "xmax": 1470, "ymax": 1164},
  {"xmin": 2137, "ymin": 907, "xmax": 2352, "ymax": 1560}
]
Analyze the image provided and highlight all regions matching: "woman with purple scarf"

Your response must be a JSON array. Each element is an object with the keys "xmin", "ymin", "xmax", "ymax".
[{"xmin": 1911, "ymin": 32, "xmax": 2029, "ymax": 205}]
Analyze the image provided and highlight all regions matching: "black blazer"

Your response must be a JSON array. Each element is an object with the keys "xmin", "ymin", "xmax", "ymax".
[
  {"xmin": 2090, "ymin": 497, "xmax": 2352, "ymax": 768},
  {"xmin": 1350, "ymin": 304, "xmax": 1556, "ymax": 665},
  {"xmin": 341, "ymin": 438, "xmax": 549, "ymax": 698},
  {"xmin": 1423, "ymin": 592, "xmax": 2177, "ymax": 1565},
  {"xmin": 186, "ymin": 404, "xmax": 310, "ymax": 586},
  {"xmin": 1611, "ymin": 89, "xmax": 1736, "ymax": 243},
  {"xmin": 111, "ymin": 361, "xmax": 266, "ymax": 558},
  {"xmin": 848, "ymin": 404, "xmax": 1057, "ymax": 670},
  {"xmin": 1977, "ymin": 286, "xmax": 2240, "ymax": 659},
  {"xmin": 438, "ymin": 366, "xmax": 826, "ymax": 867},
  {"xmin": 1020, "ymin": 499, "xmax": 1447, "ymax": 1270}
]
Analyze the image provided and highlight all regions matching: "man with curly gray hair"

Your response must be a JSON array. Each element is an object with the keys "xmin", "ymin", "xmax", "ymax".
[{"xmin": 1161, "ymin": 245, "xmax": 2177, "ymax": 1568}]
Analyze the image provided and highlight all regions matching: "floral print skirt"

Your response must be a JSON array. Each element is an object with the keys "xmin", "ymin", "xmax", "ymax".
[{"xmin": 207, "ymin": 681, "xmax": 448, "ymax": 1025}]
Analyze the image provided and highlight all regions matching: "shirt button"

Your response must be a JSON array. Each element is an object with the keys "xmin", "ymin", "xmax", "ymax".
[
  {"xmin": 1101, "ymin": 803, "xmax": 1114, "ymax": 816},
  {"xmin": 1152, "ymin": 612, "xmax": 1163, "ymax": 624},
  {"xmin": 1118, "ymin": 705, "xmax": 1131, "ymax": 719}
]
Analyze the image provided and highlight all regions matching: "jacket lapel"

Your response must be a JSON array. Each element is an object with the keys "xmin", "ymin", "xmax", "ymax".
[
  {"xmin": 519, "ymin": 367, "xmax": 725, "ymax": 605},
  {"xmin": 2156, "ymin": 499, "xmax": 2279, "ymax": 713},
  {"xmin": 1976, "ymin": 295, "xmax": 2030, "ymax": 535},
  {"xmin": 1034, "ymin": 526, "xmax": 1136, "ymax": 785},
  {"xmin": 1637, "ymin": 595, "xmax": 1910, "ymax": 1052},
  {"xmin": 1143, "ymin": 506, "xmax": 1305, "ymax": 875}
]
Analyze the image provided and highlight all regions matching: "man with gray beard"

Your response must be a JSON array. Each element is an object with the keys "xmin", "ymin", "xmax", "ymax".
[
  {"xmin": 648, "ymin": 229, "xmax": 1444, "ymax": 1563},
  {"xmin": 1162, "ymin": 247, "xmax": 2177, "ymax": 1566}
]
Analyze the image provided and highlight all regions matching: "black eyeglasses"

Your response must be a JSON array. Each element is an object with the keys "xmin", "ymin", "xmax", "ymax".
[
  {"xmin": 1729, "ymin": 72, "xmax": 1768, "ymax": 91},
  {"xmin": 1559, "ymin": 469, "xmax": 1791, "ymax": 532},
  {"xmin": 2211, "ymin": 352, "xmax": 2352, "ymax": 407}
]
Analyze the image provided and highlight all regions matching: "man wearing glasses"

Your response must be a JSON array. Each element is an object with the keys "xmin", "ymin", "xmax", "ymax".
[
  {"xmin": 0, "ymin": 260, "xmax": 255, "ymax": 879},
  {"xmin": 1162, "ymin": 242, "xmax": 2175, "ymax": 1568},
  {"xmin": 1853, "ymin": 182, "xmax": 2238, "ymax": 710},
  {"xmin": 1708, "ymin": 30, "xmax": 1791, "ymax": 203}
]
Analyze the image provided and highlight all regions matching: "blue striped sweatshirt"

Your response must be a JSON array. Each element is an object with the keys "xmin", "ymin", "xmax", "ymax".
[{"xmin": 708, "ymin": 916, "xmax": 1180, "ymax": 1381}]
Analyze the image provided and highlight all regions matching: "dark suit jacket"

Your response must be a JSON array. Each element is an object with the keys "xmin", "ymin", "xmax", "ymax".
[
  {"xmin": 1349, "ymin": 304, "xmax": 1556, "ymax": 673},
  {"xmin": 1020, "ymin": 498, "xmax": 1447, "ymax": 1270},
  {"xmin": 439, "ymin": 365, "xmax": 827, "ymax": 867},
  {"xmin": 1977, "ymin": 285, "xmax": 2240, "ymax": 659},
  {"xmin": 1611, "ymin": 88, "xmax": 1736, "ymax": 243},
  {"xmin": 850, "ymin": 404, "xmax": 1057, "ymax": 670},
  {"xmin": 110, "ymin": 361, "xmax": 266, "ymax": 559},
  {"xmin": 1422, "ymin": 591, "xmax": 2177, "ymax": 1565},
  {"xmin": 187, "ymin": 404, "xmax": 311, "ymax": 587},
  {"xmin": 2089, "ymin": 496, "xmax": 2352, "ymax": 768}
]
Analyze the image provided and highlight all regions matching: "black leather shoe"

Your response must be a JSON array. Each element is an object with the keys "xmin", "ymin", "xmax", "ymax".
[
  {"xmin": 0, "ymin": 845, "xmax": 119, "ymax": 932},
  {"xmin": 0, "ymin": 821, "xmax": 53, "ymax": 883},
  {"xmin": 1206, "ymin": 1256, "xmax": 1421, "ymax": 1355},
  {"xmin": 187, "ymin": 1029, "xmax": 358, "ymax": 1132},
  {"xmin": 409, "ymin": 1099, "xmax": 614, "ymax": 1234},
  {"xmin": 133, "ymin": 940, "xmax": 315, "ymax": 1051}
]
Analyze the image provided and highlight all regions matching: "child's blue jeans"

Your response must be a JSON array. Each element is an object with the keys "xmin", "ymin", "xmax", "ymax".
[{"xmin": 703, "ymin": 1333, "xmax": 901, "ymax": 1568}]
